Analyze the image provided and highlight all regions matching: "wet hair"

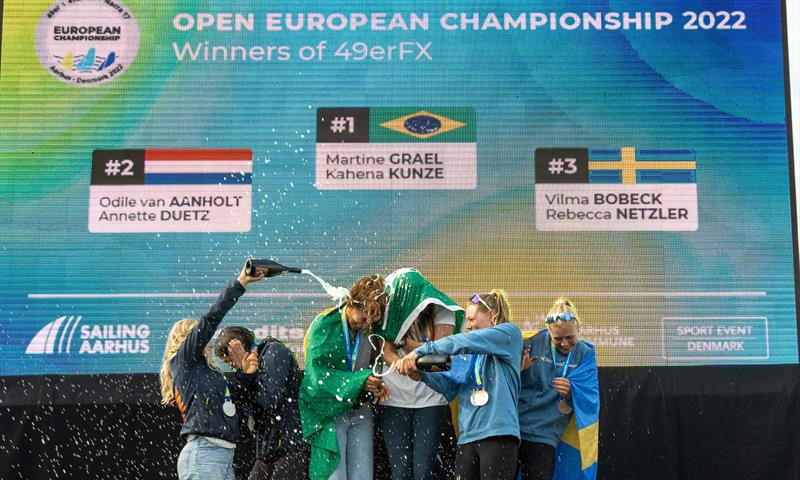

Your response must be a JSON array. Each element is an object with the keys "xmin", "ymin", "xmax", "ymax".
[
  {"xmin": 347, "ymin": 274, "xmax": 388, "ymax": 325},
  {"xmin": 160, "ymin": 318, "xmax": 219, "ymax": 405},
  {"xmin": 547, "ymin": 297, "xmax": 582, "ymax": 326},
  {"xmin": 473, "ymin": 289, "xmax": 513, "ymax": 325},
  {"xmin": 406, "ymin": 305, "xmax": 435, "ymax": 342},
  {"xmin": 215, "ymin": 326, "xmax": 256, "ymax": 359}
]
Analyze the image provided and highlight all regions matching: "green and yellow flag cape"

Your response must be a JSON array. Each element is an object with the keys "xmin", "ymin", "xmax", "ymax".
[
  {"xmin": 375, "ymin": 268, "xmax": 465, "ymax": 341},
  {"xmin": 299, "ymin": 306, "xmax": 372, "ymax": 480}
]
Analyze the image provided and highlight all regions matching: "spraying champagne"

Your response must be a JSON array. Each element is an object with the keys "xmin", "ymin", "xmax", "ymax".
[
  {"xmin": 245, "ymin": 258, "xmax": 302, "ymax": 277},
  {"xmin": 302, "ymin": 270, "xmax": 350, "ymax": 305}
]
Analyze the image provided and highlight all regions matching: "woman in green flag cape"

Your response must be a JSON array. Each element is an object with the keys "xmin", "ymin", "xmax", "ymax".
[
  {"xmin": 299, "ymin": 274, "xmax": 389, "ymax": 480},
  {"xmin": 374, "ymin": 268, "xmax": 465, "ymax": 342}
]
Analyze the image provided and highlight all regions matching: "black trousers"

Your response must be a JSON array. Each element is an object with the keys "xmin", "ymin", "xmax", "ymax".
[
  {"xmin": 453, "ymin": 435, "xmax": 519, "ymax": 480},
  {"xmin": 247, "ymin": 448, "xmax": 310, "ymax": 480},
  {"xmin": 518, "ymin": 440, "xmax": 555, "ymax": 480}
]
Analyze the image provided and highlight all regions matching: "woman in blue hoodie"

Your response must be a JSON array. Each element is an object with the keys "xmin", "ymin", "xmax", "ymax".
[
  {"xmin": 517, "ymin": 298, "xmax": 597, "ymax": 480},
  {"xmin": 395, "ymin": 289, "xmax": 523, "ymax": 480},
  {"xmin": 159, "ymin": 265, "xmax": 264, "ymax": 480}
]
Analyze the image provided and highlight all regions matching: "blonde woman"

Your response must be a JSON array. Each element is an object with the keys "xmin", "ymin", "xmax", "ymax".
[
  {"xmin": 395, "ymin": 290, "xmax": 523, "ymax": 480},
  {"xmin": 160, "ymin": 265, "xmax": 263, "ymax": 480},
  {"xmin": 517, "ymin": 298, "xmax": 599, "ymax": 480}
]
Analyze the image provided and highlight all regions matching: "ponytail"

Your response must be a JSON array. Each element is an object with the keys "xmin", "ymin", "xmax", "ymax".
[
  {"xmin": 475, "ymin": 289, "xmax": 513, "ymax": 325},
  {"xmin": 160, "ymin": 319, "xmax": 198, "ymax": 405}
]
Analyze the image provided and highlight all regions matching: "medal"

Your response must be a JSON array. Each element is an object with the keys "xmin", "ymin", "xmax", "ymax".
[
  {"xmin": 470, "ymin": 355, "xmax": 489, "ymax": 407},
  {"xmin": 551, "ymin": 340, "xmax": 575, "ymax": 416},
  {"xmin": 222, "ymin": 385, "xmax": 236, "ymax": 417},
  {"xmin": 247, "ymin": 415, "xmax": 256, "ymax": 432},
  {"xmin": 470, "ymin": 388, "xmax": 489, "ymax": 406}
]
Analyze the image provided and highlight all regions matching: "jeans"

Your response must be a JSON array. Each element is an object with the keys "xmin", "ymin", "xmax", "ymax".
[
  {"xmin": 377, "ymin": 404, "xmax": 453, "ymax": 480},
  {"xmin": 177, "ymin": 437, "xmax": 236, "ymax": 480},
  {"xmin": 329, "ymin": 404, "xmax": 373, "ymax": 480}
]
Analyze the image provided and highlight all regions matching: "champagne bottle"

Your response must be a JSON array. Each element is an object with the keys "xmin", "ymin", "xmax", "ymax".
[
  {"xmin": 416, "ymin": 354, "xmax": 452, "ymax": 372},
  {"xmin": 245, "ymin": 258, "xmax": 302, "ymax": 277}
]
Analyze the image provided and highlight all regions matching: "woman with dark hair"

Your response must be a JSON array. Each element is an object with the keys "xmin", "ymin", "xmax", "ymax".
[
  {"xmin": 395, "ymin": 289, "xmax": 523, "ymax": 480},
  {"xmin": 215, "ymin": 326, "xmax": 309, "ymax": 480},
  {"xmin": 376, "ymin": 304, "xmax": 457, "ymax": 480},
  {"xmin": 299, "ymin": 275, "xmax": 390, "ymax": 480}
]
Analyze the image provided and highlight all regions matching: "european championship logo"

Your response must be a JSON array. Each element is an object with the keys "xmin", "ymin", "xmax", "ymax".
[{"xmin": 35, "ymin": 0, "xmax": 140, "ymax": 86}]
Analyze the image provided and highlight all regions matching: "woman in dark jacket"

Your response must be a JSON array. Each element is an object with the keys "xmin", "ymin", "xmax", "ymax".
[
  {"xmin": 215, "ymin": 326, "xmax": 310, "ymax": 480},
  {"xmin": 159, "ymin": 265, "xmax": 263, "ymax": 480}
]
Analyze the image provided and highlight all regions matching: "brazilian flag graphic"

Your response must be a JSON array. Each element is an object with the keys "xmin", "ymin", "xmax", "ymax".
[
  {"xmin": 371, "ymin": 107, "xmax": 475, "ymax": 143},
  {"xmin": 317, "ymin": 107, "xmax": 475, "ymax": 143},
  {"xmin": 315, "ymin": 107, "xmax": 477, "ymax": 190}
]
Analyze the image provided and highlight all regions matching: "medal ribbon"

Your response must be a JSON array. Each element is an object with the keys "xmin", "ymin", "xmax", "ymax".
[
  {"xmin": 473, "ymin": 355, "xmax": 486, "ymax": 390},
  {"xmin": 550, "ymin": 343, "xmax": 574, "ymax": 378},
  {"xmin": 342, "ymin": 312, "xmax": 361, "ymax": 372},
  {"xmin": 224, "ymin": 385, "xmax": 233, "ymax": 404}
]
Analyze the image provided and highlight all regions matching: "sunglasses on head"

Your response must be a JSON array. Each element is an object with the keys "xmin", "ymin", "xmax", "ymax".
[
  {"xmin": 545, "ymin": 312, "xmax": 576, "ymax": 324},
  {"xmin": 470, "ymin": 294, "xmax": 492, "ymax": 312}
]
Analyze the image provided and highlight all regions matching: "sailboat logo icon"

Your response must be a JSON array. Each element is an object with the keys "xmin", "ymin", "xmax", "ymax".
[
  {"xmin": 53, "ymin": 48, "xmax": 119, "ymax": 73},
  {"xmin": 26, "ymin": 316, "xmax": 82, "ymax": 355}
]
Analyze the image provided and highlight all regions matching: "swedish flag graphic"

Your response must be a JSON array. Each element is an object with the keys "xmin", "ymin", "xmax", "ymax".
[
  {"xmin": 534, "ymin": 146, "xmax": 699, "ymax": 232},
  {"xmin": 588, "ymin": 147, "xmax": 696, "ymax": 184}
]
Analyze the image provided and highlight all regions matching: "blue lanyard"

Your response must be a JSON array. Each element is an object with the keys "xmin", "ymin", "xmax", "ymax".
[
  {"xmin": 342, "ymin": 316, "xmax": 361, "ymax": 372},
  {"xmin": 224, "ymin": 385, "xmax": 232, "ymax": 403},
  {"xmin": 550, "ymin": 343, "xmax": 574, "ymax": 378},
  {"xmin": 473, "ymin": 355, "xmax": 486, "ymax": 388}
]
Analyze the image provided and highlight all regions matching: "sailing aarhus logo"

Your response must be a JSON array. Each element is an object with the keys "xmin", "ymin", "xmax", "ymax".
[
  {"xmin": 35, "ymin": 0, "xmax": 140, "ymax": 86},
  {"xmin": 26, "ymin": 316, "xmax": 150, "ymax": 355}
]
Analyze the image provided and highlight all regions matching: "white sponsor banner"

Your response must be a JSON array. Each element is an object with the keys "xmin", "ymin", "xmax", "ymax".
[
  {"xmin": 536, "ymin": 183, "xmax": 697, "ymax": 231},
  {"xmin": 316, "ymin": 142, "xmax": 476, "ymax": 190},
  {"xmin": 88, "ymin": 185, "xmax": 251, "ymax": 233},
  {"xmin": 661, "ymin": 317, "xmax": 769, "ymax": 361}
]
